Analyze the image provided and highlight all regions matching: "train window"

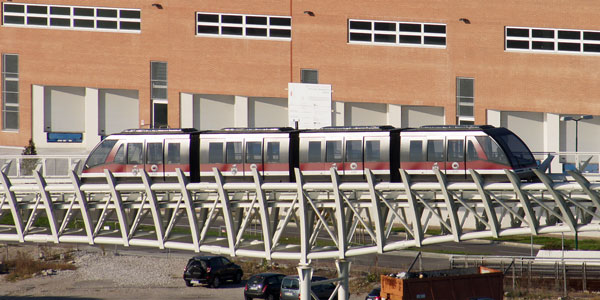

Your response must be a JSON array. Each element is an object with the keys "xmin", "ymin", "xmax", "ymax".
[
  {"xmin": 85, "ymin": 140, "xmax": 117, "ymax": 167},
  {"xmin": 346, "ymin": 140, "xmax": 362, "ymax": 162},
  {"xmin": 266, "ymin": 142, "xmax": 280, "ymax": 163},
  {"xmin": 209, "ymin": 142, "xmax": 224, "ymax": 164},
  {"xmin": 167, "ymin": 143, "xmax": 181, "ymax": 164},
  {"xmin": 467, "ymin": 140, "xmax": 479, "ymax": 161},
  {"xmin": 447, "ymin": 140, "xmax": 464, "ymax": 162},
  {"xmin": 427, "ymin": 140, "xmax": 445, "ymax": 161},
  {"xmin": 407, "ymin": 140, "xmax": 425, "ymax": 162},
  {"xmin": 147, "ymin": 143, "xmax": 163, "ymax": 165},
  {"xmin": 493, "ymin": 133, "xmax": 536, "ymax": 167},
  {"xmin": 365, "ymin": 140, "xmax": 381, "ymax": 162},
  {"xmin": 114, "ymin": 144, "xmax": 126, "ymax": 164},
  {"xmin": 226, "ymin": 142, "xmax": 243, "ymax": 164},
  {"xmin": 246, "ymin": 142, "xmax": 262, "ymax": 163},
  {"xmin": 326, "ymin": 140, "xmax": 343, "ymax": 162},
  {"xmin": 476, "ymin": 136, "xmax": 509, "ymax": 166},
  {"xmin": 308, "ymin": 141, "xmax": 321, "ymax": 162},
  {"xmin": 127, "ymin": 143, "xmax": 143, "ymax": 164}
]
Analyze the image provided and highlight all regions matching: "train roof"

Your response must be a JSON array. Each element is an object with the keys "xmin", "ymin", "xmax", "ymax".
[
  {"xmin": 202, "ymin": 127, "xmax": 297, "ymax": 134},
  {"xmin": 402, "ymin": 125, "xmax": 496, "ymax": 132},
  {"xmin": 304, "ymin": 125, "xmax": 399, "ymax": 132},
  {"xmin": 118, "ymin": 128, "xmax": 200, "ymax": 135}
]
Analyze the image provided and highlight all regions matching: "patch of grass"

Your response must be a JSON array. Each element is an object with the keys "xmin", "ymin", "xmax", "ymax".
[{"xmin": 3, "ymin": 250, "xmax": 76, "ymax": 282}]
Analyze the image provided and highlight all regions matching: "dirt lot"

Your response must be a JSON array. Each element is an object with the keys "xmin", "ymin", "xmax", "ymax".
[{"xmin": 0, "ymin": 244, "xmax": 366, "ymax": 300}]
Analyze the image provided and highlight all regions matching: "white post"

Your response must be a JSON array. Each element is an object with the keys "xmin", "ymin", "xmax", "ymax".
[
  {"xmin": 544, "ymin": 113, "xmax": 561, "ymax": 173},
  {"xmin": 336, "ymin": 260, "xmax": 350, "ymax": 300},
  {"xmin": 180, "ymin": 93, "xmax": 194, "ymax": 128},
  {"xmin": 298, "ymin": 265, "xmax": 313, "ymax": 300},
  {"xmin": 234, "ymin": 96, "xmax": 249, "ymax": 127}
]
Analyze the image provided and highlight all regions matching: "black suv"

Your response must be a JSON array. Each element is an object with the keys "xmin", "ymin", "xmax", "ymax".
[{"xmin": 183, "ymin": 255, "xmax": 243, "ymax": 288}]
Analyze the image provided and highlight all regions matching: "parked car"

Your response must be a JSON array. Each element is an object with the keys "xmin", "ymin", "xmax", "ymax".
[
  {"xmin": 183, "ymin": 255, "xmax": 243, "ymax": 288},
  {"xmin": 244, "ymin": 272, "xmax": 286, "ymax": 300},
  {"xmin": 365, "ymin": 287, "xmax": 381, "ymax": 300},
  {"xmin": 280, "ymin": 275, "xmax": 336, "ymax": 300}
]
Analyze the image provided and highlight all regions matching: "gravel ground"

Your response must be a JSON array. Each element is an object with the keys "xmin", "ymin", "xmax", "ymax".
[{"xmin": 0, "ymin": 245, "xmax": 365, "ymax": 300}]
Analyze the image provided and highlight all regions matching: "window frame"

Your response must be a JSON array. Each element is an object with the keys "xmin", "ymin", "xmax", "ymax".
[
  {"xmin": 505, "ymin": 26, "xmax": 600, "ymax": 55},
  {"xmin": 196, "ymin": 12, "xmax": 291, "ymax": 41},
  {"xmin": 348, "ymin": 19, "xmax": 446, "ymax": 48}
]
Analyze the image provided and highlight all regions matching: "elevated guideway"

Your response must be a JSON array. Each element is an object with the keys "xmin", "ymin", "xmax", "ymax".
[{"xmin": 1, "ymin": 164, "xmax": 599, "ymax": 300}]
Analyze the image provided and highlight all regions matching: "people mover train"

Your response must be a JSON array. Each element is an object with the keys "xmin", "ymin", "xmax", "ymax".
[{"xmin": 81, "ymin": 125, "xmax": 538, "ymax": 182}]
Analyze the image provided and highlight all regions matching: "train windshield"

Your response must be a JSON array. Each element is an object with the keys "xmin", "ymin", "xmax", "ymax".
[
  {"xmin": 84, "ymin": 140, "xmax": 117, "ymax": 169},
  {"xmin": 491, "ymin": 131, "xmax": 536, "ymax": 168}
]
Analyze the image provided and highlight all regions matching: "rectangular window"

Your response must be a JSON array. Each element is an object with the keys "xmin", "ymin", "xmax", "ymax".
[
  {"xmin": 447, "ymin": 140, "xmax": 464, "ymax": 162},
  {"xmin": 349, "ymin": 19, "xmax": 446, "ymax": 48},
  {"xmin": 226, "ymin": 142, "xmax": 243, "ymax": 164},
  {"xmin": 208, "ymin": 142, "xmax": 224, "ymax": 164},
  {"xmin": 2, "ymin": 54, "xmax": 19, "ymax": 130},
  {"xmin": 146, "ymin": 143, "xmax": 163, "ymax": 165},
  {"xmin": 2, "ymin": 3, "xmax": 140, "ymax": 33},
  {"xmin": 301, "ymin": 69, "xmax": 318, "ymax": 84},
  {"xmin": 196, "ymin": 12, "xmax": 291, "ymax": 41},
  {"xmin": 405, "ymin": 140, "xmax": 424, "ymax": 162},
  {"xmin": 427, "ymin": 140, "xmax": 445, "ymax": 162},
  {"xmin": 307, "ymin": 141, "xmax": 321, "ymax": 162},
  {"xmin": 365, "ymin": 140, "xmax": 381, "ymax": 162},
  {"xmin": 456, "ymin": 77, "xmax": 474, "ymax": 125},
  {"xmin": 151, "ymin": 61, "xmax": 168, "ymax": 129},
  {"xmin": 127, "ymin": 143, "xmax": 143, "ymax": 164},
  {"xmin": 246, "ymin": 141, "xmax": 262, "ymax": 163},
  {"xmin": 326, "ymin": 140, "xmax": 343, "ymax": 162},
  {"xmin": 345, "ymin": 140, "xmax": 362, "ymax": 162},
  {"xmin": 167, "ymin": 143, "xmax": 181, "ymax": 164},
  {"xmin": 505, "ymin": 26, "xmax": 600, "ymax": 55},
  {"xmin": 266, "ymin": 142, "xmax": 280, "ymax": 163}
]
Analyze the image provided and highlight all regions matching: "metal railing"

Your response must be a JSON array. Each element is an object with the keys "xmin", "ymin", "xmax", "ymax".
[{"xmin": 0, "ymin": 155, "xmax": 87, "ymax": 178}]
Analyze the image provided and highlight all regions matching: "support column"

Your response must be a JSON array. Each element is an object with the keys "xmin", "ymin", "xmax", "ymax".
[
  {"xmin": 544, "ymin": 113, "xmax": 561, "ymax": 173},
  {"xmin": 333, "ymin": 101, "xmax": 345, "ymax": 126},
  {"xmin": 31, "ymin": 85, "xmax": 46, "ymax": 147},
  {"xmin": 387, "ymin": 104, "xmax": 402, "ymax": 127},
  {"xmin": 336, "ymin": 260, "xmax": 350, "ymax": 300},
  {"xmin": 180, "ymin": 93, "xmax": 194, "ymax": 128},
  {"xmin": 298, "ymin": 264, "xmax": 313, "ymax": 300},
  {"xmin": 486, "ymin": 109, "xmax": 501, "ymax": 127},
  {"xmin": 84, "ymin": 88, "xmax": 101, "ymax": 151},
  {"xmin": 234, "ymin": 96, "xmax": 249, "ymax": 127}
]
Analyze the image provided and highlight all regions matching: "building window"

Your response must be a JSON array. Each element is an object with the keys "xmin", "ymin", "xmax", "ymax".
[
  {"xmin": 506, "ymin": 26, "xmax": 600, "ymax": 54},
  {"xmin": 348, "ymin": 19, "xmax": 446, "ymax": 48},
  {"xmin": 2, "ymin": 3, "xmax": 140, "ymax": 33},
  {"xmin": 456, "ymin": 77, "xmax": 474, "ymax": 125},
  {"xmin": 301, "ymin": 69, "xmax": 318, "ymax": 84},
  {"xmin": 196, "ymin": 12, "xmax": 291, "ymax": 40},
  {"xmin": 151, "ymin": 61, "xmax": 167, "ymax": 128},
  {"xmin": 2, "ymin": 54, "xmax": 19, "ymax": 131}
]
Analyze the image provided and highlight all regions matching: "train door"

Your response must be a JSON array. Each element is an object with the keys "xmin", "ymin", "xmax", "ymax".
[
  {"xmin": 446, "ymin": 137, "xmax": 467, "ymax": 178},
  {"xmin": 364, "ymin": 136, "xmax": 389, "ymax": 176},
  {"xmin": 224, "ymin": 137, "xmax": 244, "ymax": 176},
  {"xmin": 344, "ymin": 138, "xmax": 363, "ymax": 175},
  {"xmin": 244, "ymin": 137, "xmax": 263, "ymax": 176},
  {"xmin": 326, "ymin": 136, "xmax": 344, "ymax": 174},
  {"xmin": 400, "ymin": 136, "xmax": 427, "ymax": 174},
  {"xmin": 263, "ymin": 137, "xmax": 289, "ymax": 177},
  {"xmin": 299, "ymin": 136, "xmax": 327, "ymax": 175},
  {"xmin": 124, "ymin": 139, "xmax": 145, "ymax": 176},
  {"xmin": 145, "ymin": 137, "xmax": 165, "ymax": 178},
  {"xmin": 426, "ymin": 136, "xmax": 447, "ymax": 174}
]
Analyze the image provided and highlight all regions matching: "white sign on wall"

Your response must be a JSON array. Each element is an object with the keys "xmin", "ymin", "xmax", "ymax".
[{"xmin": 288, "ymin": 83, "xmax": 332, "ymax": 129}]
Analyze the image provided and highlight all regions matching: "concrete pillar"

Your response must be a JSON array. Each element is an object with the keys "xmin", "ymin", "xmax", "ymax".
[
  {"xmin": 333, "ymin": 102, "xmax": 345, "ymax": 126},
  {"xmin": 180, "ymin": 93, "xmax": 194, "ymax": 128},
  {"xmin": 387, "ymin": 104, "xmax": 402, "ymax": 127},
  {"xmin": 487, "ymin": 109, "xmax": 501, "ymax": 127},
  {"xmin": 298, "ymin": 265, "xmax": 313, "ymax": 300},
  {"xmin": 234, "ymin": 96, "xmax": 248, "ymax": 127},
  {"xmin": 336, "ymin": 260, "xmax": 350, "ymax": 300},
  {"xmin": 84, "ymin": 88, "xmax": 101, "ymax": 151},
  {"xmin": 544, "ymin": 113, "xmax": 561, "ymax": 173},
  {"xmin": 31, "ymin": 85, "xmax": 45, "ymax": 147}
]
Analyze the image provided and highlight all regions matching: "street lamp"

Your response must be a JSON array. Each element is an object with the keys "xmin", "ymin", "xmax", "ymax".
[{"xmin": 560, "ymin": 115, "xmax": 593, "ymax": 152}]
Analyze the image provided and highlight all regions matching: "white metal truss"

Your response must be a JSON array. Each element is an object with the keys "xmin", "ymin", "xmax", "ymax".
[{"xmin": 1, "ymin": 168, "xmax": 600, "ymax": 259}]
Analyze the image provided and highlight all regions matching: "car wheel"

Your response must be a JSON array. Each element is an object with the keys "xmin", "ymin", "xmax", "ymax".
[
  {"xmin": 184, "ymin": 280, "xmax": 192, "ymax": 287},
  {"xmin": 234, "ymin": 271, "xmax": 242, "ymax": 283},
  {"xmin": 211, "ymin": 276, "xmax": 221, "ymax": 288}
]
